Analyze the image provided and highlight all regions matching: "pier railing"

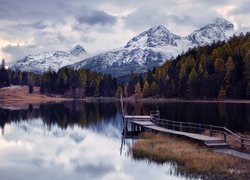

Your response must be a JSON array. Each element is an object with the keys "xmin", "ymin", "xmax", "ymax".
[{"xmin": 150, "ymin": 112, "xmax": 250, "ymax": 150}]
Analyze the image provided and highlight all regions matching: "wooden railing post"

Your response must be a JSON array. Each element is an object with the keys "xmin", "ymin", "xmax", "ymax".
[
  {"xmin": 241, "ymin": 137, "xmax": 245, "ymax": 150},
  {"xmin": 223, "ymin": 132, "xmax": 227, "ymax": 142},
  {"xmin": 156, "ymin": 106, "xmax": 160, "ymax": 118}
]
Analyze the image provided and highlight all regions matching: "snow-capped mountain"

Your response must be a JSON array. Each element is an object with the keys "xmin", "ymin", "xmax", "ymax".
[
  {"xmin": 11, "ymin": 18, "xmax": 234, "ymax": 76},
  {"xmin": 70, "ymin": 18, "xmax": 234, "ymax": 76},
  {"xmin": 11, "ymin": 45, "xmax": 87, "ymax": 74}
]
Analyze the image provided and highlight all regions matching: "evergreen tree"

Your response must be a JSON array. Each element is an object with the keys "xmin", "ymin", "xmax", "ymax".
[
  {"xmin": 29, "ymin": 85, "xmax": 33, "ymax": 94},
  {"xmin": 1, "ymin": 59, "xmax": 5, "ymax": 70},
  {"xmin": 224, "ymin": 56, "xmax": 235, "ymax": 96},
  {"xmin": 244, "ymin": 53, "xmax": 250, "ymax": 99},
  {"xmin": 142, "ymin": 81, "xmax": 150, "ymax": 98},
  {"xmin": 214, "ymin": 58, "xmax": 225, "ymax": 73},
  {"xmin": 218, "ymin": 87, "xmax": 226, "ymax": 99},
  {"xmin": 135, "ymin": 82, "xmax": 143, "ymax": 99},
  {"xmin": 115, "ymin": 86, "xmax": 123, "ymax": 98},
  {"xmin": 188, "ymin": 68, "xmax": 198, "ymax": 98},
  {"xmin": 150, "ymin": 81, "xmax": 159, "ymax": 97}
]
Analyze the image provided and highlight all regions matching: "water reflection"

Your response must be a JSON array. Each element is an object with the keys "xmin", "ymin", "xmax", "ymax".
[
  {"xmin": 0, "ymin": 101, "xmax": 249, "ymax": 180},
  {"xmin": 1, "ymin": 101, "xmax": 249, "ymax": 133},
  {"xmin": 0, "ymin": 101, "xmax": 187, "ymax": 180}
]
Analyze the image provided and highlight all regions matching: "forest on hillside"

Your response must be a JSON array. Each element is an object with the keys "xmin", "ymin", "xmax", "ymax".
[
  {"xmin": 0, "ymin": 32, "xmax": 250, "ymax": 99},
  {"xmin": 123, "ymin": 32, "xmax": 250, "ymax": 99}
]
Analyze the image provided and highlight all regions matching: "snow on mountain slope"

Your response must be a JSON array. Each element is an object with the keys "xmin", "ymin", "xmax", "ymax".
[
  {"xmin": 70, "ymin": 18, "xmax": 234, "ymax": 76},
  {"xmin": 124, "ymin": 25, "xmax": 181, "ymax": 48},
  {"xmin": 10, "ymin": 45, "xmax": 87, "ymax": 74},
  {"xmin": 187, "ymin": 18, "xmax": 234, "ymax": 46}
]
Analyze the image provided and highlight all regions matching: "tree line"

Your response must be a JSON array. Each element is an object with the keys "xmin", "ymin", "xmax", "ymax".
[
  {"xmin": 0, "ymin": 61, "xmax": 117, "ymax": 97},
  {"xmin": 40, "ymin": 67, "xmax": 117, "ymax": 98}
]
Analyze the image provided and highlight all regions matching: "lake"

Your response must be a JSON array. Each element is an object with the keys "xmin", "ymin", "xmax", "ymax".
[{"xmin": 0, "ymin": 101, "xmax": 249, "ymax": 180}]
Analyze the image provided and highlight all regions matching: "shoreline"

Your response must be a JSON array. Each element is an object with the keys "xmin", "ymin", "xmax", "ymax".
[
  {"xmin": 122, "ymin": 97, "xmax": 250, "ymax": 104},
  {"xmin": 1, "ymin": 86, "xmax": 250, "ymax": 109}
]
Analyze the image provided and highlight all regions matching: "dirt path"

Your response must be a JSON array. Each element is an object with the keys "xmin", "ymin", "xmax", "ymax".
[{"xmin": 0, "ymin": 86, "xmax": 69, "ymax": 108}]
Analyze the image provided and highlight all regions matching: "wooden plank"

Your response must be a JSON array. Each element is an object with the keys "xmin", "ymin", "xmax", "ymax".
[
  {"xmin": 204, "ymin": 142, "xmax": 228, "ymax": 147},
  {"xmin": 124, "ymin": 115, "xmax": 151, "ymax": 119},
  {"xmin": 132, "ymin": 120, "xmax": 155, "ymax": 126},
  {"xmin": 144, "ymin": 125, "xmax": 222, "ymax": 142}
]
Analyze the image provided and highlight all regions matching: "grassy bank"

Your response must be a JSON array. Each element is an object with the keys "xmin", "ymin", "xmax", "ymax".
[
  {"xmin": 0, "ymin": 86, "xmax": 69, "ymax": 108},
  {"xmin": 132, "ymin": 133, "xmax": 250, "ymax": 179}
]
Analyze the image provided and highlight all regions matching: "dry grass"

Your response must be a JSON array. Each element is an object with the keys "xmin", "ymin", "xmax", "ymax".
[
  {"xmin": 0, "ymin": 86, "xmax": 69, "ymax": 108},
  {"xmin": 132, "ymin": 133, "xmax": 250, "ymax": 179}
]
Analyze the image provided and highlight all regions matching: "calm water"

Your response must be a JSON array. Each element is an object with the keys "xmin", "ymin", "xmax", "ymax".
[{"xmin": 0, "ymin": 101, "xmax": 250, "ymax": 180}]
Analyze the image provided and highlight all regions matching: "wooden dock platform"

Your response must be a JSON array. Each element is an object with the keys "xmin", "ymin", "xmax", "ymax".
[{"xmin": 124, "ymin": 115, "xmax": 227, "ymax": 148}]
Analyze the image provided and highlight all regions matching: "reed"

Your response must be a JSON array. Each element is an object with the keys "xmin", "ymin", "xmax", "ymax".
[{"xmin": 132, "ymin": 133, "xmax": 250, "ymax": 179}]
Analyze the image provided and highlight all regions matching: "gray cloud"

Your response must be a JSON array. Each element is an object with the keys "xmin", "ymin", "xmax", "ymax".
[
  {"xmin": 77, "ymin": 10, "xmax": 117, "ymax": 26},
  {"xmin": 230, "ymin": 0, "xmax": 250, "ymax": 15},
  {"xmin": 1, "ymin": 45, "xmax": 27, "ymax": 64},
  {"xmin": 123, "ymin": 7, "xmax": 169, "ymax": 31},
  {"xmin": 15, "ymin": 21, "xmax": 47, "ymax": 30}
]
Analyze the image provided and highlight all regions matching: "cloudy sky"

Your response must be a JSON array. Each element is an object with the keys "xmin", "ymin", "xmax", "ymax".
[{"xmin": 0, "ymin": 0, "xmax": 250, "ymax": 66}]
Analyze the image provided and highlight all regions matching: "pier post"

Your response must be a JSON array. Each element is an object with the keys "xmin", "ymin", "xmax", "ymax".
[
  {"xmin": 223, "ymin": 132, "xmax": 227, "ymax": 142},
  {"xmin": 241, "ymin": 138, "xmax": 245, "ymax": 150},
  {"xmin": 210, "ymin": 125, "xmax": 212, "ymax": 136}
]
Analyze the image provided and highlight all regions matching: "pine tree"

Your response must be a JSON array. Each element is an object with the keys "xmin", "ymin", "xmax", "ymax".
[
  {"xmin": 115, "ymin": 86, "xmax": 123, "ymax": 98},
  {"xmin": 135, "ymin": 82, "xmax": 143, "ymax": 99},
  {"xmin": 150, "ymin": 81, "xmax": 159, "ymax": 97},
  {"xmin": 29, "ymin": 85, "xmax": 33, "ymax": 94},
  {"xmin": 142, "ymin": 81, "xmax": 150, "ymax": 98},
  {"xmin": 244, "ymin": 53, "xmax": 250, "ymax": 99},
  {"xmin": 214, "ymin": 58, "xmax": 225, "ymax": 73},
  {"xmin": 224, "ymin": 56, "xmax": 235, "ymax": 96},
  {"xmin": 1, "ymin": 59, "xmax": 5, "ymax": 70},
  {"xmin": 218, "ymin": 87, "xmax": 226, "ymax": 99},
  {"xmin": 188, "ymin": 68, "xmax": 198, "ymax": 98}
]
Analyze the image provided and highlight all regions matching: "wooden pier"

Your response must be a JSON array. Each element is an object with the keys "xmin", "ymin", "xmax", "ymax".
[
  {"xmin": 124, "ymin": 114, "xmax": 227, "ymax": 148},
  {"xmin": 120, "ymin": 95, "xmax": 250, "ymax": 149}
]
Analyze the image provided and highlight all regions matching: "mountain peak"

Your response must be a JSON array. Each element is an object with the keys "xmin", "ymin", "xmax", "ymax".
[
  {"xmin": 149, "ymin": 25, "xmax": 169, "ymax": 32},
  {"xmin": 124, "ymin": 25, "xmax": 180, "ymax": 48},
  {"xmin": 69, "ymin": 45, "xmax": 87, "ymax": 56},
  {"xmin": 212, "ymin": 17, "xmax": 234, "ymax": 30},
  {"xmin": 187, "ymin": 17, "xmax": 234, "ymax": 46}
]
